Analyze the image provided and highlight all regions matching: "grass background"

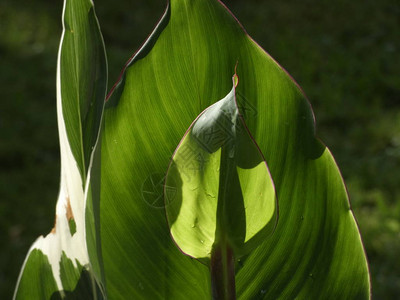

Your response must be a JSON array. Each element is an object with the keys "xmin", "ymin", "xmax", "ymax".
[{"xmin": 1, "ymin": 0, "xmax": 399, "ymax": 298}]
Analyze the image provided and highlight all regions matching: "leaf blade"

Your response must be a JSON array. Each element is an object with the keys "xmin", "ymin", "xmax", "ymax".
[
  {"xmin": 14, "ymin": 0, "xmax": 107, "ymax": 298},
  {"xmin": 100, "ymin": 0, "xmax": 369, "ymax": 298}
]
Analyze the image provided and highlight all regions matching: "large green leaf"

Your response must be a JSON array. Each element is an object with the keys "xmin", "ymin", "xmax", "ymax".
[
  {"xmin": 100, "ymin": 0, "xmax": 369, "ymax": 299},
  {"xmin": 13, "ymin": 0, "xmax": 107, "ymax": 298}
]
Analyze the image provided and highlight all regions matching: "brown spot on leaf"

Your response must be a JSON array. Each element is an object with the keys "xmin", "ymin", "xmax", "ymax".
[
  {"xmin": 51, "ymin": 215, "xmax": 57, "ymax": 234},
  {"xmin": 66, "ymin": 196, "xmax": 74, "ymax": 221},
  {"xmin": 49, "ymin": 197, "xmax": 74, "ymax": 235},
  {"xmin": 66, "ymin": 196, "xmax": 77, "ymax": 235}
]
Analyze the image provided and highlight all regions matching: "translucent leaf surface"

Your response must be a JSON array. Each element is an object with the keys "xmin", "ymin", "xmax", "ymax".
[
  {"xmin": 100, "ymin": 0, "xmax": 370, "ymax": 298},
  {"xmin": 15, "ymin": 0, "xmax": 370, "ymax": 299},
  {"xmin": 165, "ymin": 75, "xmax": 277, "ymax": 261}
]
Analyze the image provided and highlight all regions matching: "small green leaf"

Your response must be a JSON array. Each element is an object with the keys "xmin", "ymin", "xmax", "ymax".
[{"xmin": 165, "ymin": 74, "xmax": 277, "ymax": 261}]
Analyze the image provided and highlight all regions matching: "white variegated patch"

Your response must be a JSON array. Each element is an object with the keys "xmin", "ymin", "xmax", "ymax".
[{"xmin": 14, "ymin": 0, "xmax": 91, "ymax": 295}]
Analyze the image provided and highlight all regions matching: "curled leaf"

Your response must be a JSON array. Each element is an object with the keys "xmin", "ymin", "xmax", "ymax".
[{"xmin": 165, "ymin": 74, "xmax": 278, "ymax": 262}]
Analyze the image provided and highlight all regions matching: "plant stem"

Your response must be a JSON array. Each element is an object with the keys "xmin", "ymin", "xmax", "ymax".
[
  {"xmin": 210, "ymin": 241, "xmax": 236, "ymax": 300},
  {"xmin": 210, "ymin": 127, "xmax": 237, "ymax": 299}
]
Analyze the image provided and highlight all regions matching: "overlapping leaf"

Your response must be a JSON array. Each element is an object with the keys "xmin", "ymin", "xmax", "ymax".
[{"xmin": 165, "ymin": 75, "xmax": 277, "ymax": 263}]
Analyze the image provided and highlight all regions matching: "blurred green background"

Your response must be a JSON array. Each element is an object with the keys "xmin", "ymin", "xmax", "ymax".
[{"xmin": 1, "ymin": 0, "xmax": 399, "ymax": 298}]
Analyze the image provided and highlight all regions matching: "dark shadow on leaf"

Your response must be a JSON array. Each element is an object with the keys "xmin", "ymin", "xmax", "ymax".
[{"xmin": 50, "ymin": 268, "xmax": 104, "ymax": 300}]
